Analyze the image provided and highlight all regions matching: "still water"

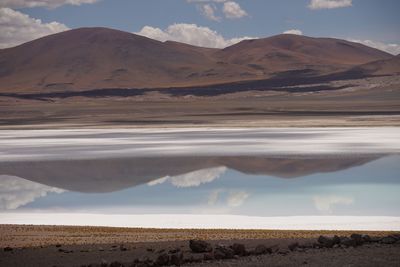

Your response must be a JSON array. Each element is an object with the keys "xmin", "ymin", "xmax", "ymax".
[{"xmin": 0, "ymin": 128, "xmax": 399, "ymax": 230}]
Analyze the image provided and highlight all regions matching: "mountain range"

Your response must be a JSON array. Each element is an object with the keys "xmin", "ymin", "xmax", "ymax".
[{"xmin": 0, "ymin": 27, "xmax": 398, "ymax": 94}]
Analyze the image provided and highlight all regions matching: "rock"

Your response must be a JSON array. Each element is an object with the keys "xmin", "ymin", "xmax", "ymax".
[
  {"xmin": 55, "ymin": 244, "xmax": 62, "ymax": 248},
  {"xmin": 203, "ymin": 252, "xmax": 214, "ymax": 261},
  {"xmin": 155, "ymin": 253, "xmax": 170, "ymax": 266},
  {"xmin": 168, "ymin": 248, "xmax": 180, "ymax": 254},
  {"xmin": 369, "ymin": 236, "xmax": 382, "ymax": 243},
  {"xmin": 231, "ymin": 243, "xmax": 247, "ymax": 256},
  {"xmin": 350, "ymin": 234, "xmax": 364, "ymax": 246},
  {"xmin": 183, "ymin": 254, "xmax": 203, "ymax": 263},
  {"xmin": 318, "ymin": 235, "xmax": 339, "ymax": 248},
  {"xmin": 214, "ymin": 245, "xmax": 234, "ymax": 260},
  {"xmin": 3, "ymin": 247, "xmax": 13, "ymax": 252},
  {"xmin": 189, "ymin": 240, "xmax": 212, "ymax": 253},
  {"xmin": 120, "ymin": 245, "xmax": 128, "ymax": 251},
  {"xmin": 169, "ymin": 252, "xmax": 184, "ymax": 266},
  {"xmin": 288, "ymin": 242, "xmax": 299, "ymax": 251},
  {"xmin": 109, "ymin": 262, "xmax": 124, "ymax": 267},
  {"xmin": 146, "ymin": 248, "xmax": 154, "ymax": 252},
  {"xmin": 253, "ymin": 244, "xmax": 271, "ymax": 255},
  {"xmin": 362, "ymin": 235, "xmax": 371, "ymax": 243},
  {"xmin": 381, "ymin": 236, "xmax": 397, "ymax": 244},
  {"xmin": 333, "ymin": 235, "xmax": 341, "ymax": 245},
  {"xmin": 340, "ymin": 237, "xmax": 356, "ymax": 248}
]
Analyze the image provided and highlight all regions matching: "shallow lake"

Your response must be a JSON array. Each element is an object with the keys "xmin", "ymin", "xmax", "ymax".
[{"xmin": 0, "ymin": 128, "xmax": 399, "ymax": 230}]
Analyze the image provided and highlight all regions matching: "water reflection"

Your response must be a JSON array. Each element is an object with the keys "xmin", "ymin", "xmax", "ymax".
[{"xmin": 0, "ymin": 128, "xmax": 399, "ymax": 229}]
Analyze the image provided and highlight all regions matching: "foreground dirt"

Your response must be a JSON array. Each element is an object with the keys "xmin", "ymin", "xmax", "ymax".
[{"xmin": 0, "ymin": 225, "xmax": 399, "ymax": 267}]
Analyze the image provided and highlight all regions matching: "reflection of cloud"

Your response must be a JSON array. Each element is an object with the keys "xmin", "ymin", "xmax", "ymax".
[
  {"xmin": 208, "ymin": 189, "xmax": 223, "ymax": 205},
  {"xmin": 148, "ymin": 167, "xmax": 227, "ymax": 188},
  {"xmin": 0, "ymin": 175, "xmax": 64, "ymax": 210},
  {"xmin": 313, "ymin": 195, "xmax": 354, "ymax": 214},
  {"xmin": 227, "ymin": 191, "xmax": 249, "ymax": 207}
]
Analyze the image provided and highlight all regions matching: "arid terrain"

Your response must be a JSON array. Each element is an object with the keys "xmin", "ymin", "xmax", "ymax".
[{"xmin": 0, "ymin": 225, "xmax": 399, "ymax": 267}]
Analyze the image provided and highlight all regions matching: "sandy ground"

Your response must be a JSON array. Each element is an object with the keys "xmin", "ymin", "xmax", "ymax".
[{"xmin": 0, "ymin": 225, "xmax": 399, "ymax": 266}]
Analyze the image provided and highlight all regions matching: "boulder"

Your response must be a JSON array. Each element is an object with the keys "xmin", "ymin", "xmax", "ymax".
[
  {"xmin": 340, "ymin": 237, "xmax": 356, "ymax": 247},
  {"xmin": 189, "ymin": 240, "xmax": 212, "ymax": 253},
  {"xmin": 169, "ymin": 252, "xmax": 184, "ymax": 266},
  {"xmin": 231, "ymin": 243, "xmax": 247, "ymax": 256},
  {"xmin": 350, "ymin": 234, "xmax": 364, "ymax": 246},
  {"xmin": 317, "ymin": 236, "xmax": 335, "ymax": 248},
  {"xmin": 288, "ymin": 242, "xmax": 299, "ymax": 251},
  {"xmin": 381, "ymin": 236, "xmax": 397, "ymax": 244},
  {"xmin": 214, "ymin": 246, "xmax": 234, "ymax": 260},
  {"xmin": 253, "ymin": 244, "xmax": 271, "ymax": 255},
  {"xmin": 155, "ymin": 253, "xmax": 170, "ymax": 266}
]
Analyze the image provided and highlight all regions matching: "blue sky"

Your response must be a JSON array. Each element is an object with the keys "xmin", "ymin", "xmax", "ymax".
[{"xmin": 1, "ymin": 0, "xmax": 399, "ymax": 54}]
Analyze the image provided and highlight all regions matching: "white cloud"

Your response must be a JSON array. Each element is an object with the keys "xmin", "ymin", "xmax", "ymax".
[
  {"xmin": 283, "ymin": 29, "xmax": 303, "ymax": 35},
  {"xmin": 136, "ymin": 23, "xmax": 256, "ymax": 48},
  {"xmin": 0, "ymin": 7, "xmax": 69, "ymax": 48},
  {"xmin": 147, "ymin": 166, "xmax": 227, "ymax": 188},
  {"xmin": 222, "ymin": 1, "xmax": 247, "ymax": 19},
  {"xmin": 227, "ymin": 190, "xmax": 249, "ymax": 207},
  {"xmin": 0, "ymin": 175, "xmax": 65, "ymax": 210},
  {"xmin": 0, "ymin": 0, "xmax": 99, "ymax": 9},
  {"xmin": 348, "ymin": 39, "xmax": 400, "ymax": 55},
  {"xmin": 308, "ymin": 0, "xmax": 352, "ymax": 10},
  {"xmin": 199, "ymin": 4, "xmax": 220, "ymax": 21},
  {"xmin": 313, "ymin": 195, "xmax": 354, "ymax": 214}
]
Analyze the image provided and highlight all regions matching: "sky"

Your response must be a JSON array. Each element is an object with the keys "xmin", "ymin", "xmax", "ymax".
[{"xmin": 0, "ymin": 0, "xmax": 399, "ymax": 54}]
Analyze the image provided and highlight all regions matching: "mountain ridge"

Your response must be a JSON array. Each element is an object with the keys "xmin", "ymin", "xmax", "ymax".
[{"xmin": 0, "ymin": 27, "xmax": 396, "ymax": 93}]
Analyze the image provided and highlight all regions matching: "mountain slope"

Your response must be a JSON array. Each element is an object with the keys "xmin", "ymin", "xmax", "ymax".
[{"xmin": 0, "ymin": 27, "xmax": 395, "ymax": 93}]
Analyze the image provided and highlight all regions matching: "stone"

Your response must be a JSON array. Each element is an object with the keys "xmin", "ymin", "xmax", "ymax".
[
  {"xmin": 340, "ymin": 237, "xmax": 356, "ymax": 248},
  {"xmin": 253, "ymin": 244, "xmax": 271, "ymax": 255},
  {"xmin": 350, "ymin": 234, "xmax": 364, "ymax": 246},
  {"xmin": 189, "ymin": 240, "xmax": 212, "ymax": 253},
  {"xmin": 120, "ymin": 245, "xmax": 128, "ymax": 251},
  {"xmin": 231, "ymin": 243, "xmax": 247, "ymax": 256},
  {"xmin": 3, "ymin": 247, "xmax": 13, "ymax": 252},
  {"xmin": 55, "ymin": 244, "xmax": 62, "ymax": 248},
  {"xmin": 203, "ymin": 252, "xmax": 214, "ymax": 261},
  {"xmin": 362, "ymin": 235, "xmax": 371, "ymax": 243},
  {"xmin": 155, "ymin": 253, "xmax": 170, "ymax": 266},
  {"xmin": 381, "ymin": 236, "xmax": 397, "ymax": 244},
  {"xmin": 214, "ymin": 246, "xmax": 234, "ymax": 260},
  {"xmin": 170, "ymin": 252, "xmax": 183, "ymax": 266},
  {"xmin": 288, "ymin": 242, "xmax": 299, "ymax": 251},
  {"xmin": 317, "ymin": 235, "xmax": 338, "ymax": 248}
]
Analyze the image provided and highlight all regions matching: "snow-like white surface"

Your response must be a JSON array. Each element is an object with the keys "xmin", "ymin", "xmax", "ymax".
[
  {"xmin": 1, "ymin": 213, "xmax": 400, "ymax": 231},
  {"xmin": 0, "ymin": 127, "xmax": 400, "ymax": 161}
]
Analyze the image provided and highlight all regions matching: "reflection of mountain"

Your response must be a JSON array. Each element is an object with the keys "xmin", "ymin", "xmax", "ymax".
[{"xmin": 0, "ymin": 156, "xmax": 380, "ymax": 193}]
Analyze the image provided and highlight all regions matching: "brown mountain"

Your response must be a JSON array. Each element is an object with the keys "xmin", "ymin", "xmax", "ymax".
[{"xmin": 0, "ymin": 27, "xmax": 394, "ymax": 93}]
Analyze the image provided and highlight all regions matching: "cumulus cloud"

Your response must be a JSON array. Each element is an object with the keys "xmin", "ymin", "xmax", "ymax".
[
  {"xmin": 222, "ymin": 1, "xmax": 247, "ymax": 19},
  {"xmin": 136, "ymin": 23, "xmax": 256, "ymax": 48},
  {"xmin": 0, "ymin": 7, "xmax": 69, "ymax": 48},
  {"xmin": 199, "ymin": 4, "xmax": 220, "ymax": 21},
  {"xmin": 348, "ymin": 39, "xmax": 400, "ymax": 55},
  {"xmin": 227, "ymin": 191, "xmax": 249, "ymax": 207},
  {"xmin": 0, "ymin": 0, "xmax": 99, "ymax": 9},
  {"xmin": 313, "ymin": 195, "xmax": 354, "ymax": 214},
  {"xmin": 308, "ymin": 0, "xmax": 352, "ymax": 10},
  {"xmin": 283, "ymin": 29, "xmax": 303, "ymax": 35},
  {"xmin": 147, "ymin": 166, "xmax": 227, "ymax": 188},
  {"xmin": 0, "ymin": 175, "xmax": 65, "ymax": 210}
]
